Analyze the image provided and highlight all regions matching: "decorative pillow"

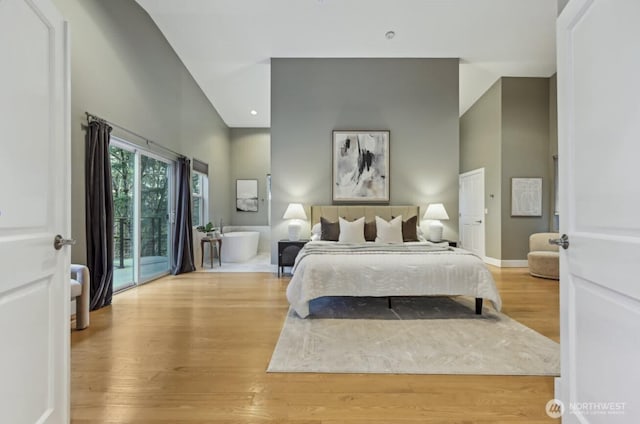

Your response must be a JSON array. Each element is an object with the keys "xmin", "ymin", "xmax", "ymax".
[
  {"xmin": 310, "ymin": 233, "xmax": 321, "ymax": 242},
  {"xmin": 375, "ymin": 215, "xmax": 403, "ymax": 243},
  {"xmin": 311, "ymin": 222, "xmax": 321, "ymax": 237},
  {"xmin": 364, "ymin": 221, "xmax": 377, "ymax": 242},
  {"xmin": 338, "ymin": 217, "xmax": 366, "ymax": 243},
  {"xmin": 401, "ymin": 215, "xmax": 419, "ymax": 242},
  {"xmin": 320, "ymin": 217, "xmax": 340, "ymax": 241}
]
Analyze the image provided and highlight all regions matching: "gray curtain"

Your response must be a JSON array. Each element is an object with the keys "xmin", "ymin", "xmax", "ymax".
[
  {"xmin": 85, "ymin": 120, "xmax": 114, "ymax": 310},
  {"xmin": 171, "ymin": 157, "xmax": 195, "ymax": 274}
]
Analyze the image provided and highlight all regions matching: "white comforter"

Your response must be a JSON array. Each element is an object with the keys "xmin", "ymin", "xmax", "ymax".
[{"xmin": 286, "ymin": 241, "xmax": 502, "ymax": 318}]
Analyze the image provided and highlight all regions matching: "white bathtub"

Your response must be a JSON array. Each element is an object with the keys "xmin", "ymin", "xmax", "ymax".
[{"xmin": 220, "ymin": 231, "xmax": 260, "ymax": 263}]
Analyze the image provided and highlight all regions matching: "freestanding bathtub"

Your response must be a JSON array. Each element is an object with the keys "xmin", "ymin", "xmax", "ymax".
[{"xmin": 220, "ymin": 231, "xmax": 260, "ymax": 263}]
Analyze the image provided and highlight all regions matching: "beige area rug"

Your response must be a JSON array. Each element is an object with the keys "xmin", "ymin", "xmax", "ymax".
[{"xmin": 267, "ymin": 296, "xmax": 559, "ymax": 375}]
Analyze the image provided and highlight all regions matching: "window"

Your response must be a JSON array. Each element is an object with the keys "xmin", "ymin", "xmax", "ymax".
[{"xmin": 192, "ymin": 171, "xmax": 208, "ymax": 226}]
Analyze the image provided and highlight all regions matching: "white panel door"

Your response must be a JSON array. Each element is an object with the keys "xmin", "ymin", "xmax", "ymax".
[
  {"xmin": 459, "ymin": 168, "xmax": 485, "ymax": 258},
  {"xmin": 0, "ymin": 0, "xmax": 70, "ymax": 423},
  {"xmin": 556, "ymin": 0, "xmax": 640, "ymax": 422}
]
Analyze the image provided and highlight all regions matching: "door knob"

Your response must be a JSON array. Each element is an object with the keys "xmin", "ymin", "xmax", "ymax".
[
  {"xmin": 54, "ymin": 235, "xmax": 76, "ymax": 250},
  {"xmin": 549, "ymin": 234, "xmax": 569, "ymax": 250}
]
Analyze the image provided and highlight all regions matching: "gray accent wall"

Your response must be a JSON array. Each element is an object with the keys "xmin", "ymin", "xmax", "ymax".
[
  {"xmin": 271, "ymin": 58, "xmax": 460, "ymax": 263},
  {"xmin": 460, "ymin": 80, "xmax": 502, "ymax": 259},
  {"xmin": 501, "ymin": 78, "xmax": 551, "ymax": 260},
  {"xmin": 460, "ymin": 77, "xmax": 554, "ymax": 261},
  {"xmin": 229, "ymin": 128, "xmax": 271, "ymax": 226},
  {"xmin": 52, "ymin": 0, "xmax": 231, "ymax": 265}
]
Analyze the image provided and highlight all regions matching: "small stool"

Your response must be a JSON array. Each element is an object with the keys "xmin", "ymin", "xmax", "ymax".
[{"xmin": 201, "ymin": 237, "xmax": 222, "ymax": 268}]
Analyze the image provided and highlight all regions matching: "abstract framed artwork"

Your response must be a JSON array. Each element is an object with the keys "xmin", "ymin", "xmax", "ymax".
[
  {"xmin": 511, "ymin": 177, "xmax": 542, "ymax": 216},
  {"xmin": 332, "ymin": 130, "xmax": 390, "ymax": 203},
  {"xmin": 236, "ymin": 179, "xmax": 258, "ymax": 212}
]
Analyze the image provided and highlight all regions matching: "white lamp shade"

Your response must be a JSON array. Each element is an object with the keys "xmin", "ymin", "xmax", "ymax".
[
  {"xmin": 424, "ymin": 203, "xmax": 448, "ymax": 242},
  {"xmin": 283, "ymin": 203, "xmax": 307, "ymax": 220},
  {"xmin": 423, "ymin": 203, "xmax": 449, "ymax": 221}
]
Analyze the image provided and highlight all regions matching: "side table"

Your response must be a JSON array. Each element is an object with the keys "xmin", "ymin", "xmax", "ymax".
[
  {"xmin": 278, "ymin": 239, "xmax": 309, "ymax": 277},
  {"xmin": 201, "ymin": 237, "xmax": 222, "ymax": 268}
]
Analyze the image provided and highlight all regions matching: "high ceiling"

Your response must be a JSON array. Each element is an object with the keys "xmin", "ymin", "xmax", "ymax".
[{"xmin": 136, "ymin": 0, "xmax": 557, "ymax": 128}]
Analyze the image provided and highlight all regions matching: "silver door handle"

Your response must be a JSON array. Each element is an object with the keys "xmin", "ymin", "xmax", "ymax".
[
  {"xmin": 475, "ymin": 220, "xmax": 482, "ymax": 223},
  {"xmin": 549, "ymin": 234, "xmax": 569, "ymax": 250},
  {"xmin": 54, "ymin": 234, "xmax": 76, "ymax": 250}
]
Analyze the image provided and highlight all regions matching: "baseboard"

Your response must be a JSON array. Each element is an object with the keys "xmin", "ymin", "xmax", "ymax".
[
  {"xmin": 483, "ymin": 256, "xmax": 501, "ymax": 267},
  {"xmin": 501, "ymin": 260, "xmax": 529, "ymax": 267},
  {"xmin": 484, "ymin": 257, "xmax": 528, "ymax": 268}
]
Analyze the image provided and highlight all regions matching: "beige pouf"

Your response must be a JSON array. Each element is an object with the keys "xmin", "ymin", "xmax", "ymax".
[{"xmin": 528, "ymin": 233, "xmax": 560, "ymax": 280}]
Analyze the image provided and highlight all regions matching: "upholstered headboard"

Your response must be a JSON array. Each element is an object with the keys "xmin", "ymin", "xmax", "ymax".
[{"xmin": 310, "ymin": 205, "xmax": 420, "ymax": 225}]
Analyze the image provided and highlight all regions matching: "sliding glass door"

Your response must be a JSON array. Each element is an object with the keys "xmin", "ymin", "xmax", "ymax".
[
  {"xmin": 111, "ymin": 143, "xmax": 136, "ymax": 291},
  {"xmin": 140, "ymin": 155, "xmax": 171, "ymax": 281},
  {"xmin": 110, "ymin": 138, "xmax": 173, "ymax": 291}
]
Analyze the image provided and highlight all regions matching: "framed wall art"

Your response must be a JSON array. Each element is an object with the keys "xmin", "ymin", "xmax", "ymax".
[
  {"xmin": 332, "ymin": 130, "xmax": 390, "ymax": 203},
  {"xmin": 511, "ymin": 177, "xmax": 542, "ymax": 216},
  {"xmin": 236, "ymin": 179, "xmax": 258, "ymax": 212}
]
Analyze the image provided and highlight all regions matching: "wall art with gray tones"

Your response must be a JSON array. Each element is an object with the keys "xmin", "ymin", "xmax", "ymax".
[{"xmin": 332, "ymin": 130, "xmax": 390, "ymax": 203}]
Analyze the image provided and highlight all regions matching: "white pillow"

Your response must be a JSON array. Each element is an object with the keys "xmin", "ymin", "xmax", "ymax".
[
  {"xmin": 338, "ymin": 217, "xmax": 366, "ymax": 243},
  {"xmin": 310, "ymin": 233, "xmax": 321, "ymax": 241},
  {"xmin": 311, "ymin": 222, "xmax": 321, "ymax": 237},
  {"xmin": 375, "ymin": 215, "xmax": 403, "ymax": 243}
]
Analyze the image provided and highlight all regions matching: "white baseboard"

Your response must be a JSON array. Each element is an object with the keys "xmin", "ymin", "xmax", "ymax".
[
  {"xmin": 483, "ymin": 256, "xmax": 501, "ymax": 267},
  {"xmin": 484, "ymin": 257, "xmax": 529, "ymax": 268}
]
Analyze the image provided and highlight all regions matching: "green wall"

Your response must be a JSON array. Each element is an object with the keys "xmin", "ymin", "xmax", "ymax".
[
  {"xmin": 271, "ymin": 58, "xmax": 460, "ymax": 263},
  {"xmin": 229, "ymin": 128, "xmax": 271, "ymax": 226},
  {"xmin": 459, "ymin": 80, "xmax": 502, "ymax": 259},
  {"xmin": 460, "ymin": 77, "xmax": 556, "ymax": 261},
  {"xmin": 501, "ymin": 78, "xmax": 551, "ymax": 260},
  {"xmin": 51, "ymin": 0, "xmax": 232, "ymax": 264}
]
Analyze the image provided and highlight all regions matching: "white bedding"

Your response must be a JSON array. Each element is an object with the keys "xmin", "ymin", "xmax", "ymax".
[{"xmin": 286, "ymin": 241, "xmax": 502, "ymax": 318}]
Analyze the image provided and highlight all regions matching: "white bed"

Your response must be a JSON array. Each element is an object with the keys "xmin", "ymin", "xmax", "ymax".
[{"xmin": 285, "ymin": 205, "xmax": 502, "ymax": 318}]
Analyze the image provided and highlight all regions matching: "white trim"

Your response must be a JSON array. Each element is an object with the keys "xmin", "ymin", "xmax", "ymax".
[
  {"xmin": 483, "ymin": 256, "xmax": 501, "ymax": 267},
  {"xmin": 501, "ymin": 260, "xmax": 529, "ymax": 268},
  {"xmin": 483, "ymin": 257, "xmax": 528, "ymax": 268}
]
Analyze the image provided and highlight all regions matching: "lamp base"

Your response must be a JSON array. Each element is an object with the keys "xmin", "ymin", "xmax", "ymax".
[
  {"xmin": 288, "ymin": 221, "xmax": 302, "ymax": 241},
  {"xmin": 428, "ymin": 221, "xmax": 444, "ymax": 242}
]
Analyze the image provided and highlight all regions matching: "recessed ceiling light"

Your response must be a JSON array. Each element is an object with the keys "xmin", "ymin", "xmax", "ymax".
[
  {"xmin": 250, "ymin": 110, "xmax": 258, "ymax": 116},
  {"xmin": 385, "ymin": 30, "xmax": 396, "ymax": 40}
]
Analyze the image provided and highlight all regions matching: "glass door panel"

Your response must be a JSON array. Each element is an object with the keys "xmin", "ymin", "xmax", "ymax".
[
  {"xmin": 110, "ymin": 144, "xmax": 135, "ymax": 291},
  {"xmin": 140, "ymin": 155, "xmax": 170, "ymax": 281}
]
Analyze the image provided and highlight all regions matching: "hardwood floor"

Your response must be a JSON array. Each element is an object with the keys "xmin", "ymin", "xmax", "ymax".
[{"xmin": 71, "ymin": 267, "xmax": 559, "ymax": 423}]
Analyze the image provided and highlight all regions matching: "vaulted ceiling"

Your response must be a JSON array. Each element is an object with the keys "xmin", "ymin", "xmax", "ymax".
[{"xmin": 136, "ymin": 0, "xmax": 557, "ymax": 127}]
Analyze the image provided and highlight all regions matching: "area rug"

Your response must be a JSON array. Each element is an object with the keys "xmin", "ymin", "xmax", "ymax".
[{"xmin": 267, "ymin": 296, "xmax": 559, "ymax": 375}]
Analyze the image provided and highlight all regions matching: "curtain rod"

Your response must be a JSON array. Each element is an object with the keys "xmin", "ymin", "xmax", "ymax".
[{"xmin": 85, "ymin": 112, "xmax": 186, "ymax": 160}]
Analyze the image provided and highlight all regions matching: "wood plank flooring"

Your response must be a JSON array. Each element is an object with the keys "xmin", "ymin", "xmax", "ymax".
[{"xmin": 71, "ymin": 267, "xmax": 559, "ymax": 423}]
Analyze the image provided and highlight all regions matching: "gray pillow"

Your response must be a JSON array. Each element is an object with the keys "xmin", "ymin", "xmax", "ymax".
[
  {"xmin": 320, "ymin": 217, "xmax": 340, "ymax": 241},
  {"xmin": 364, "ymin": 221, "xmax": 377, "ymax": 242}
]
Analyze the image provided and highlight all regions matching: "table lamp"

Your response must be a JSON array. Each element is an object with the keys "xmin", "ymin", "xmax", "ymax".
[
  {"xmin": 423, "ymin": 203, "xmax": 449, "ymax": 242},
  {"xmin": 283, "ymin": 203, "xmax": 307, "ymax": 241}
]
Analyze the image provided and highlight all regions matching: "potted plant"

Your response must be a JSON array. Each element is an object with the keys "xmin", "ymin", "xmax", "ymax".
[{"xmin": 196, "ymin": 222, "xmax": 218, "ymax": 238}]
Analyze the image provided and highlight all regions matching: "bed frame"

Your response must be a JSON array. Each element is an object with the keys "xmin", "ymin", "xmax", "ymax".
[{"xmin": 309, "ymin": 205, "xmax": 483, "ymax": 315}]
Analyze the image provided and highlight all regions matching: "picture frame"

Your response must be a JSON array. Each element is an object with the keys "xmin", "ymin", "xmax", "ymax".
[
  {"xmin": 332, "ymin": 130, "xmax": 390, "ymax": 203},
  {"xmin": 511, "ymin": 177, "xmax": 542, "ymax": 216},
  {"xmin": 236, "ymin": 179, "xmax": 258, "ymax": 212}
]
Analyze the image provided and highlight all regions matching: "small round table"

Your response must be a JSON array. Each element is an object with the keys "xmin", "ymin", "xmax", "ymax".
[{"xmin": 200, "ymin": 237, "xmax": 222, "ymax": 268}]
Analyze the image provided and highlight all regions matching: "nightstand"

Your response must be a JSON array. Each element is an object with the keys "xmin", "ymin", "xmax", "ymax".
[
  {"xmin": 278, "ymin": 239, "xmax": 309, "ymax": 277},
  {"xmin": 429, "ymin": 239, "xmax": 457, "ymax": 247}
]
